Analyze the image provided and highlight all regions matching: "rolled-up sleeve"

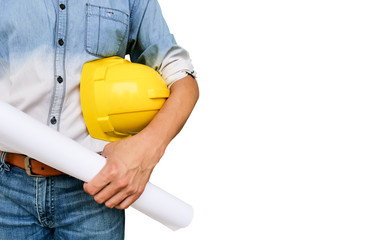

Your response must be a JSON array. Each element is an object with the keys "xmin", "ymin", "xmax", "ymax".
[{"xmin": 126, "ymin": 0, "xmax": 196, "ymax": 87}]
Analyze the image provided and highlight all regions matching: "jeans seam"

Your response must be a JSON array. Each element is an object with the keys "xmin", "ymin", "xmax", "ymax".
[
  {"xmin": 50, "ymin": 178, "xmax": 56, "ymax": 227},
  {"xmin": 35, "ymin": 178, "xmax": 43, "ymax": 226}
]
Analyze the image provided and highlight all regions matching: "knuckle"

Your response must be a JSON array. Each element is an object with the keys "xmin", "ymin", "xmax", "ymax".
[
  {"xmin": 127, "ymin": 185, "xmax": 138, "ymax": 195},
  {"xmin": 116, "ymin": 180, "xmax": 128, "ymax": 189},
  {"xmin": 106, "ymin": 164, "xmax": 119, "ymax": 179},
  {"xmin": 137, "ymin": 187, "xmax": 145, "ymax": 196}
]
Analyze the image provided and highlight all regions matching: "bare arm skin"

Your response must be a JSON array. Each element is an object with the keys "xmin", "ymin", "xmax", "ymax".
[{"xmin": 83, "ymin": 75, "xmax": 199, "ymax": 209}]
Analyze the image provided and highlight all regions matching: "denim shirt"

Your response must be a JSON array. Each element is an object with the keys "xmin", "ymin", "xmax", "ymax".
[{"xmin": 0, "ymin": 0, "xmax": 195, "ymax": 152}]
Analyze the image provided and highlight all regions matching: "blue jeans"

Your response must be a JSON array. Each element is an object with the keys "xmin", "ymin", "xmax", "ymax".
[{"xmin": 0, "ymin": 158, "xmax": 125, "ymax": 240}]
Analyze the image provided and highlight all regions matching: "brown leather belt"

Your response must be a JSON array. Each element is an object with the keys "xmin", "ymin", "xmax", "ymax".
[{"xmin": 1, "ymin": 151, "xmax": 65, "ymax": 177}]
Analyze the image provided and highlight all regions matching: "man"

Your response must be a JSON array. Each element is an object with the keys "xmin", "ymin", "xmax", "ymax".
[{"xmin": 0, "ymin": 0, "xmax": 199, "ymax": 239}]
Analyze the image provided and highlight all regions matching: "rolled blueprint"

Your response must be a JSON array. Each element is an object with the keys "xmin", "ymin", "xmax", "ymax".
[{"xmin": 0, "ymin": 100, "xmax": 193, "ymax": 231}]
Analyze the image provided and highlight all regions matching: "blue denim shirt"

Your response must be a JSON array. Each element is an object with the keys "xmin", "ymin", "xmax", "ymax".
[{"xmin": 0, "ymin": 0, "xmax": 195, "ymax": 152}]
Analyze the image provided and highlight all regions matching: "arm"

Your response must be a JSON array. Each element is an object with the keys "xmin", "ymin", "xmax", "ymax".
[{"xmin": 83, "ymin": 75, "xmax": 199, "ymax": 209}]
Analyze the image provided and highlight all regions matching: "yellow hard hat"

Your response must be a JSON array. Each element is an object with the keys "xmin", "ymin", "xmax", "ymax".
[{"xmin": 80, "ymin": 56, "xmax": 170, "ymax": 142}]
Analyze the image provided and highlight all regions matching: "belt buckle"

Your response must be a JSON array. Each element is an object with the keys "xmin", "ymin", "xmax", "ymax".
[{"xmin": 24, "ymin": 156, "xmax": 44, "ymax": 177}]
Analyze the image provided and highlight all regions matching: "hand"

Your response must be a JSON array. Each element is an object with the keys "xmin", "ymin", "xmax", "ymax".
[
  {"xmin": 83, "ymin": 75, "xmax": 199, "ymax": 209},
  {"xmin": 83, "ymin": 133, "xmax": 164, "ymax": 209}
]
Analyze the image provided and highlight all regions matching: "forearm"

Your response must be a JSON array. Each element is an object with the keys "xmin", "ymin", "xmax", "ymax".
[
  {"xmin": 138, "ymin": 74, "xmax": 199, "ymax": 156},
  {"xmin": 84, "ymin": 74, "xmax": 199, "ymax": 209}
]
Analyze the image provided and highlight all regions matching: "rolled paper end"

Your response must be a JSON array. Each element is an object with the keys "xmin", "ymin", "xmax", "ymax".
[
  {"xmin": 167, "ymin": 205, "xmax": 194, "ymax": 231},
  {"xmin": 132, "ymin": 182, "xmax": 194, "ymax": 230}
]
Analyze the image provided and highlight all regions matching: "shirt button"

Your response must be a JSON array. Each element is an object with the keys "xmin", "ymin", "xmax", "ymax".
[
  {"xmin": 58, "ymin": 39, "xmax": 64, "ymax": 46},
  {"xmin": 50, "ymin": 117, "xmax": 57, "ymax": 125},
  {"xmin": 57, "ymin": 76, "xmax": 63, "ymax": 84},
  {"xmin": 60, "ymin": 4, "xmax": 66, "ymax": 10}
]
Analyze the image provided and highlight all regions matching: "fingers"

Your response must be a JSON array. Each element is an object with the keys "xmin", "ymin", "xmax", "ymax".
[
  {"xmin": 115, "ymin": 193, "xmax": 140, "ymax": 210},
  {"xmin": 84, "ymin": 160, "xmax": 125, "ymax": 199},
  {"xmin": 84, "ymin": 162, "xmax": 149, "ymax": 209},
  {"xmin": 83, "ymin": 169, "xmax": 112, "ymax": 196},
  {"xmin": 94, "ymin": 178, "xmax": 135, "ymax": 206},
  {"xmin": 119, "ymin": 184, "xmax": 147, "ymax": 209},
  {"xmin": 91, "ymin": 179, "xmax": 144, "ymax": 209},
  {"xmin": 114, "ymin": 184, "xmax": 146, "ymax": 209},
  {"xmin": 104, "ymin": 184, "xmax": 142, "ymax": 209},
  {"xmin": 83, "ymin": 138, "xmax": 156, "ymax": 209}
]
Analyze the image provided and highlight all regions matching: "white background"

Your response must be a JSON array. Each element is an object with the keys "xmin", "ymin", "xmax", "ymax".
[{"xmin": 125, "ymin": 1, "xmax": 379, "ymax": 239}]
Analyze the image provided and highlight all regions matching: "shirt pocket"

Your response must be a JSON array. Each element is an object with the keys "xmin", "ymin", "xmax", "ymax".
[{"xmin": 85, "ymin": 4, "xmax": 129, "ymax": 57}]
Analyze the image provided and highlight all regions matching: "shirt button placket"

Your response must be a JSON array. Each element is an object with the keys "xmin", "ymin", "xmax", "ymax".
[
  {"xmin": 57, "ymin": 76, "xmax": 63, "ymax": 84},
  {"xmin": 50, "ymin": 117, "xmax": 57, "ymax": 125},
  {"xmin": 48, "ymin": 0, "xmax": 67, "ymax": 129}
]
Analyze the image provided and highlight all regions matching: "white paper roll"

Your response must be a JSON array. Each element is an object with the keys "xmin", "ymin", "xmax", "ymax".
[{"xmin": 0, "ymin": 100, "xmax": 193, "ymax": 230}]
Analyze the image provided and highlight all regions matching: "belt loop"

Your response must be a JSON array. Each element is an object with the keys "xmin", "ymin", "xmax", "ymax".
[{"xmin": 0, "ymin": 152, "xmax": 10, "ymax": 172}]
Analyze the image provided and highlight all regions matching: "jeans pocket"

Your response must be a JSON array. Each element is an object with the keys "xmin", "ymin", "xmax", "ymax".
[{"xmin": 85, "ymin": 4, "xmax": 129, "ymax": 57}]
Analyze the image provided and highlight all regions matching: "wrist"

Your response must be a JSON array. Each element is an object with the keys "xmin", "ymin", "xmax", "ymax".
[{"xmin": 137, "ymin": 128, "xmax": 168, "ymax": 160}]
